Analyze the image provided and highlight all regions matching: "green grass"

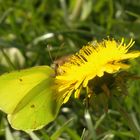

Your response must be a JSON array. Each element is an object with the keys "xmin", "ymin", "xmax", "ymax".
[{"xmin": 0, "ymin": 0, "xmax": 140, "ymax": 139}]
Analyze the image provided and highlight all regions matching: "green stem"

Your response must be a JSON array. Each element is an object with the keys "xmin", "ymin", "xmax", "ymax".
[{"xmin": 1, "ymin": 48, "xmax": 16, "ymax": 70}]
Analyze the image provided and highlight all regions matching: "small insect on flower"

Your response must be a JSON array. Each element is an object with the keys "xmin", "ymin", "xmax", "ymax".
[{"xmin": 55, "ymin": 38, "xmax": 140, "ymax": 103}]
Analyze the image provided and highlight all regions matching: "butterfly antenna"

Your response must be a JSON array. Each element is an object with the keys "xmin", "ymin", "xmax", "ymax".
[
  {"xmin": 54, "ymin": 42, "xmax": 65, "ymax": 61},
  {"xmin": 47, "ymin": 44, "xmax": 54, "ymax": 63}
]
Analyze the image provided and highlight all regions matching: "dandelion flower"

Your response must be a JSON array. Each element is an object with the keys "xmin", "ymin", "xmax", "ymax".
[{"xmin": 55, "ymin": 38, "xmax": 140, "ymax": 103}]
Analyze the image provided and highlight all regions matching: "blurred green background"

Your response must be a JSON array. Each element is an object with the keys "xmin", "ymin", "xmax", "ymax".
[{"xmin": 0, "ymin": 0, "xmax": 140, "ymax": 139}]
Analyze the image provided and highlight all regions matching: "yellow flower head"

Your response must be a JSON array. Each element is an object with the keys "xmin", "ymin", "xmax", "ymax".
[{"xmin": 55, "ymin": 38, "xmax": 140, "ymax": 103}]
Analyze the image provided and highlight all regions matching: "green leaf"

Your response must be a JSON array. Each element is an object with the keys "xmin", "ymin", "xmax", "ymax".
[{"xmin": 51, "ymin": 119, "xmax": 80, "ymax": 140}]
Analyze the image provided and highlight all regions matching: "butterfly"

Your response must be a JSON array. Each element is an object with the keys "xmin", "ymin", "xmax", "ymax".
[{"xmin": 0, "ymin": 66, "xmax": 62, "ymax": 132}]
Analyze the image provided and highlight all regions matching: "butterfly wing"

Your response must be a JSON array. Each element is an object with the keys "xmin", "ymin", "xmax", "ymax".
[
  {"xmin": 0, "ymin": 66, "xmax": 62, "ymax": 131},
  {"xmin": 8, "ymin": 78, "xmax": 62, "ymax": 131}
]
